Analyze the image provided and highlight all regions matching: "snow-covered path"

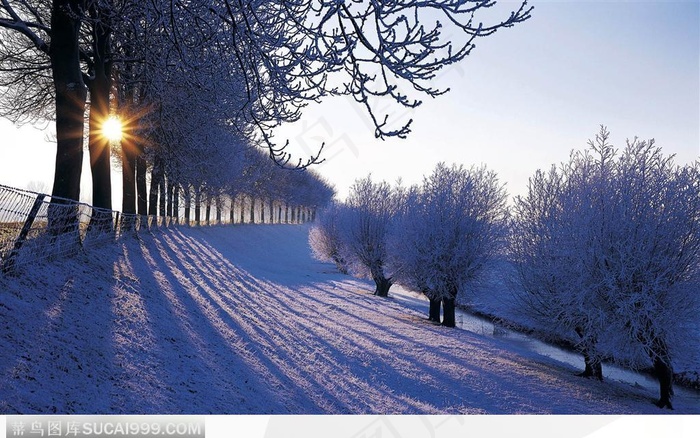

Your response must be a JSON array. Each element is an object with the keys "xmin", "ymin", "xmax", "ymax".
[{"xmin": 1, "ymin": 225, "xmax": 697, "ymax": 413}]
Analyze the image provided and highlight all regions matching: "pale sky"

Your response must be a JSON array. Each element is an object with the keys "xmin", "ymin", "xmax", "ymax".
[
  {"xmin": 1, "ymin": 0, "xmax": 699, "ymax": 205},
  {"xmin": 278, "ymin": 0, "xmax": 700, "ymax": 200}
]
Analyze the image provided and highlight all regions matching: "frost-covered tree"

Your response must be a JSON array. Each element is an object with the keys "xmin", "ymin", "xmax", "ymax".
[
  {"xmin": 599, "ymin": 138, "xmax": 700, "ymax": 409},
  {"xmin": 512, "ymin": 127, "xmax": 700, "ymax": 409},
  {"xmin": 511, "ymin": 151, "xmax": 608, "ymax": 380},
  {"xmin": 340, "ymin": 176, "xmax": 401, "ymax": 297},
  {"xmin": 390, "ymin": 163, "xmax": 508, "ymax": 327},
  {"xmin": 310, "ymin": 202, "xmax": 350, "ymax": 274}
]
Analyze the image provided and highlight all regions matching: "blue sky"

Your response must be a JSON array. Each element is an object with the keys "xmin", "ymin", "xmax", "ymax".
[
  {"xmin": 1, "ymin": 0, "xmax": 698, "ymax": 203},
  {"xmin": 278, "ymin": 0, "xmax": 700, "ymax": 199}
]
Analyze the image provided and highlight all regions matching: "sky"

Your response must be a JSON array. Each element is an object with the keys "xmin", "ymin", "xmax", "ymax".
[{"xmin": 0, "ymin": 0, "xmax": 698, "ymax": 204}]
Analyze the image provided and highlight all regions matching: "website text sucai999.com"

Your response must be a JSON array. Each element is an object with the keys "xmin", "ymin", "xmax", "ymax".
[{"xmin": 7, "ymin": 416, "xmax": 205, "ymax": 438}]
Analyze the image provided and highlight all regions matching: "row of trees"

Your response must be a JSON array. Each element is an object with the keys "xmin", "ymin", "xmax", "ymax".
[
  {"xmin": 311, "ymin": 128, "xmax": 700, "ymax": 409},
  {"xmin": 310, "ymin": 163, "xmax": 508, "ymax": 327},
  {"xmin": 0, "ymin": 0, "xmax": 532, "ymax": 231},
  {"xmin": 156, "ymin": 146, "xmax": 334, "ymax": 227}
]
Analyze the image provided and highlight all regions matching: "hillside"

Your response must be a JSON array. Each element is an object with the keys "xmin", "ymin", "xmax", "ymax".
[{"xmin": 1, "ymin": 224, "xmax": 698, "ymax": 414}]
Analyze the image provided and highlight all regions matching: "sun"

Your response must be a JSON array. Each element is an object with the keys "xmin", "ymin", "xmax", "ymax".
[{"xmin": 102, "ymin": 116, "xmax": 123, "ymax": 142}]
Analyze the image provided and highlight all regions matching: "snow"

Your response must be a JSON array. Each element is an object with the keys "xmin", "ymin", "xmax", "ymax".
[{"xmin": 1, "ymin": 224, "xmax": 698, "ymax": 414}]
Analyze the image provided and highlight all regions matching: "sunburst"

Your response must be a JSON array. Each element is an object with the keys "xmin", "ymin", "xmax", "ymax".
[{"xmin": 101, "ymin": 116, "xmax": 123, "ymax": 142}]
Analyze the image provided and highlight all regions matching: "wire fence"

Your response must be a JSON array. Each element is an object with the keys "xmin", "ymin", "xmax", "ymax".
[{"xmin": 0, "ymin": 183, "xmax": 312, "ymax": 276}]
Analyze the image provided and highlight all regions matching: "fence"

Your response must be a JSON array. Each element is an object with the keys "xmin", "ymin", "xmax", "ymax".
[{"xmin": 0, "ymin": 183, "xmax": 314, "ymax": 276}]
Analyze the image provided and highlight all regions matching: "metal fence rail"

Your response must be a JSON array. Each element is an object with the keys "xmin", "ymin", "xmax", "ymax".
[{"xmin": 0, "ymin": 184, "xmax": 151, "ymax": 274}]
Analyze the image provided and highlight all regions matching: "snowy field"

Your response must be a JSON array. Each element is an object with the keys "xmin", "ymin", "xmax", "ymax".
[{"xmin": 1, "ymin": 224, "xmax": 698, "ymax": 414}]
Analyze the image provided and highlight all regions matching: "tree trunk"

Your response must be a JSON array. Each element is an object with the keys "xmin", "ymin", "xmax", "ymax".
[
  {"xmin": 260, "ymin": 198, "xmax": 265, "ymax": 223},
  {"xmin": 149, "ymin": 157, "xmax": 163, "ymax": 216},
  {"xmin": 136, "ymin": 150, "xmax": 147, "ymax": 216},
  {"xmin": 159, "ymin": 178, "xmax": 166, "ymax": 219},
  {"xmin": 194, "ymin": 188, "xmax": 201, "ymax": 225},
  {"xmin": 373, "ymin": 276, "xmax": 392, "ymax": 297},
  {"xmin": 205, "ymin": 194, "xmax": 211, "ymax": 225},
  {"xmin": 48, "ymin": 0, "xmax": 87, "ymax": 236},
  {"xmin": 428, "ymin": 297, "xmax": 441, "ymax": 322},
  {"xmin": 166, "ymin": 178, "xmax": 174, "ymax": 222},
  {"xmin": 332, "ymin": 254, "xmax": 349, "ymax": 275},
  {"xmin": 215, "ymin": 195, "xmax": 222, "ymax": 224},
  {"xmin": 86, "ymin": 3, "xmax": 112, "ymax": 230},
  {"xmin": 650, "ymin": 338, "xmax": 674, "ymax": 409},
  {"xmin": 574, "ymin": 327, "xmax": 603, "ymax": 380},
  {"xmin": 119, "ymin": 135, "xmax": 135, "ymax": 232},
  {"xmin": 441, "ymin": 297, "xmax": 456, "ymax": 327},
  {"xmin": 121, "ymin": 137, "xmax": 136, "ymax": 219},
  {"xmin": 148, "ymin": 173, "xmax": 158, "ymax": 216},
  {"xmin": 578, "ymin": 351, "xmax": 603, "ymax": 380},
  {"xmin": 184, "ymin": 186, "xmax": 191, "ymax": 226},
  {"xmin": 229, "ymin": 197, "xmax": 235, "ymax": 224},
  {"xmin": 239, "ymin": 196, "xmax": 245, "ymax": 224},
  {"xmin": 249, "ymin": 197, "xmax": 255, "ymax": 224},
  {"xmin": 173, "ymin": 184, "xmax": 180, "ymax": 225}
]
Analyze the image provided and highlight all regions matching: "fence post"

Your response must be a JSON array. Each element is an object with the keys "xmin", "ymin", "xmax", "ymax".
[{"xmin": 2, "ymin": 194, "xmax": 46, "ymax": 274}]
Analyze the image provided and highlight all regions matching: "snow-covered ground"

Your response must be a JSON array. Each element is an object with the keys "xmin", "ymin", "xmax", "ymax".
[
  {"xmin": 457, "ymin": 258, "xmax": 700, "ymax": 390},
  {"xmin": 1, "ymin": 224, "xmax": 698, "ymax": 413}
]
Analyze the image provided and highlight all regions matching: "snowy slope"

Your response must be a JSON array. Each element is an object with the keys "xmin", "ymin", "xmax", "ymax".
[{"xmin": 1, "ymin": 224, "xmax": 698, "ymax": 414}]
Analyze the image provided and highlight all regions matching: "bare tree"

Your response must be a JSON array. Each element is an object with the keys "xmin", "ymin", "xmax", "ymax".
[
  {"xmin": 0, "ymin": 1, "xmax": 53, "ymax": 125},
  {"xmin": 1, "ymin": 1, "xmax": 120, "ymax": 214}
]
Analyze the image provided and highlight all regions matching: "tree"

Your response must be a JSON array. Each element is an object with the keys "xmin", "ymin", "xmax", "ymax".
[
  {"xmin": 511, "ymin": 153, "xmax": 608, "ymax": 380},
  {"xmin": 310, "ymin": 202, "xmax": 350, "ymax": 274},
  {"xmin": 1, "ymin": 1, "xmax": 118, "ymax": 213},
  {"xmin": 511, "ymin": 127, "xmax": 700, "ymax": 408},
  {"xmin": 599, "ymin": 137, "xmax": 700, "ymax": 409},
  {"xmin": 339, "ymin": 176, "xmax": 401, "ymax": 297},
  {"xmin": 0, "ymin": 2, "xmax": 53, "ymax": 125},
  {"xmin": 390, "ymin": 163, "xmax": 508, "ymax": 327}
]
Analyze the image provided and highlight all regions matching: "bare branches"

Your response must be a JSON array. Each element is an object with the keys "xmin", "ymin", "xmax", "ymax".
[
  {"xmin": 206, "ymin": 0, "xmax": 531, "ymax": 154},
  {"xmin": 327, "ymin": 0, "xmax": 532, "ymax": 138},
  {"xmin": 0, "ymin": 1, "xmax": 53, "ymax": 122},
  {"xmin": 0, "ymin": 0, "xmax": 51, "ymax": 54}
]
